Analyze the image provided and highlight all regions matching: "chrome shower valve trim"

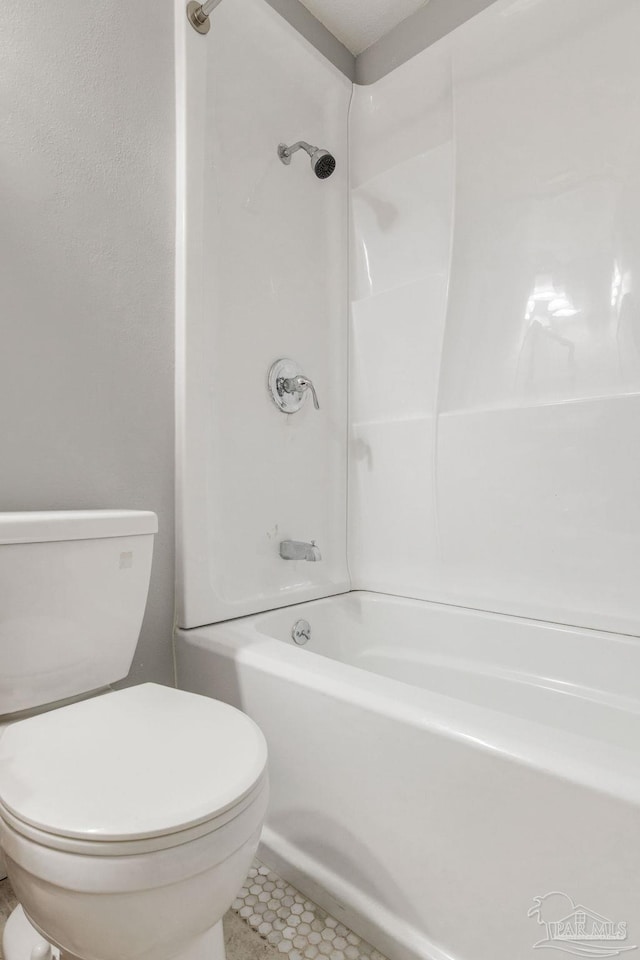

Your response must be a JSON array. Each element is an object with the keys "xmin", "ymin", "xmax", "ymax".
[
  {"xmin": 268, "ymin": 359, "xmax": 320, "ymax": 414},
  {"xmin": 278, "ymin": 374, "xmax": 320, "ymax": 410}
]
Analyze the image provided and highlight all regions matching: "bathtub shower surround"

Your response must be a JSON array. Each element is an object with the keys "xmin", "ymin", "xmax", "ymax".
[
  {"xmin": 349, "ymin": 0, "xmax": 640, "ymax": 634},
  {"xmin": 175, "ymin": 0, "xmax": 350, "ymax": 629},
  {"xmin": 176, "ymin": 2, "xmax": 640, "ymax": 960}
]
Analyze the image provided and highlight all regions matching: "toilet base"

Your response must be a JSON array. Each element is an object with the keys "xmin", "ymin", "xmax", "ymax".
[
  {"xmin": 3, "ymin": 906, "xmax": 59, "ymax": 960},
  {"xmin": 178, "ymin": 923, "xmax": 225, "ymax": 960},
  {"xmin": 3, "ymin": 906, "xmax": 225, "ymax": 960}
]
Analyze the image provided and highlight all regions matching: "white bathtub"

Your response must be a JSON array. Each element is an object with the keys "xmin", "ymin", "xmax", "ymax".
[{"xmin": 175, "ymin": 592, "xmax": 640, "ymax": 960}]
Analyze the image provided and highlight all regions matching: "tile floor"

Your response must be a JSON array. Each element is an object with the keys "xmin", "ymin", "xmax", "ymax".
[
  {"xmin": 233, "ymin": 862, "xmax": 386, "ymax": 960},
  {"xmin": 0, "ymin": 861, "xmax": 387, "ymax": 960}
]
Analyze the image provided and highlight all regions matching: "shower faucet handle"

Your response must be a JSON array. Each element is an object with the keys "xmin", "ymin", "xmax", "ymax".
[
  {"xmin": 268, "ymin": 359, "xmax": 320, "ymax": 414},
  {"xmin": 281, "ymin": 375, "xmax": 320, "ymax": 410}
]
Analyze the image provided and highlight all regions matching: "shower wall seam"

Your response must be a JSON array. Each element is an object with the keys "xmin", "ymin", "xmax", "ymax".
[{"xmin": 344, "ymin": 80, "xmax": 356, "ymax": 592}]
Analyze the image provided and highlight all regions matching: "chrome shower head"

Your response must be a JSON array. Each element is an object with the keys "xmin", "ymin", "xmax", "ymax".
[
  {"xmin": 278, "ymin": 142, "xmax": 336, "ymax": 179},
  {"xmin": 309, "ymin": 148, "xmax": 336, "ymax": 179}
]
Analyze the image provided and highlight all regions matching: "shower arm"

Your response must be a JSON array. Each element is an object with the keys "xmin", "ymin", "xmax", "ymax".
[
  {"xmin": 186, "ymin": 0, "xmax": 223, "ymax": 34},
  {"xmin": 278, "ymin": 142, "xmax": 314, "ymax": 163}
]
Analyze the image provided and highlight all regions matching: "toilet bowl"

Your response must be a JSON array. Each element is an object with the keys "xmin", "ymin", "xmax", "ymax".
[{"xmin": 0, "ymin": 684, "xmax": 268, "ymax": 960}]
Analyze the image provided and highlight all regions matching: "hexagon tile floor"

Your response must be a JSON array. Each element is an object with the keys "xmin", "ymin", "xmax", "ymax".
[
  {"xmin": 0, "ymin": 860, "xmax": 388, "ymax": 960},
  {"xmin": 234, "ymin": 860, "xmax": 388, "ymax": 960}
]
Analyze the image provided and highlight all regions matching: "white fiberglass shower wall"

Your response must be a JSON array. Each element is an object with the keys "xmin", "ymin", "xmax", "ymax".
[
  {"xmin": 177, "ymin": 0, "xmax": 640, "ymax": 654},
  {"xmin": 176, "ymin": 0, "xmax": 350, "ymax": 627},
  {"xmin": 349, "ymin": 0, "xmax": 640, "ymax": 635}
]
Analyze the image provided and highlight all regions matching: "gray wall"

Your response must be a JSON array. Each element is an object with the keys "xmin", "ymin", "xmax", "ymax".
[{"xmin": 1, "ymin": 0, "xmax": 176, "ymax": 686}]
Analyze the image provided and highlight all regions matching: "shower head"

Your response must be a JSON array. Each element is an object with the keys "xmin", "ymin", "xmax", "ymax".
[
  {"xmin": 278, "ymin": 142, "xmax": 336, "ymax": 179},
  {"xmin": 309, "ymin": 148, "xmax": 336, "ymax": 180}
]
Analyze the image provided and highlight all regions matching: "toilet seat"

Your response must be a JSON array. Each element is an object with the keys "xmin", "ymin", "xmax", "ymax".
[
  {"xmin": 0, "ymin": 684, "xmax": 267, "ymax": 849},
  {"xmin": 0, "ymin": 774, "xmax": 267, "ymax": 857}
]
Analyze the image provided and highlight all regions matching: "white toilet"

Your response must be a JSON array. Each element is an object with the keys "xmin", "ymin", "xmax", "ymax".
[{"xmin": 0, "ymin": 510, "xmax": 268, "ymax": 960}]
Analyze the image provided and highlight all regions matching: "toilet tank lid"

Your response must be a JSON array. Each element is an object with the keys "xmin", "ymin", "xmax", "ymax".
[{"xmin": 0, "ymin": 510, "xmax": 158, "ymax": 545}]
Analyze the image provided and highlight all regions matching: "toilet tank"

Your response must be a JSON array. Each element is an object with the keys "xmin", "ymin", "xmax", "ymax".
[{"xmin": 0, "ymin": 511, "xmax": 158, "ymax": 717}]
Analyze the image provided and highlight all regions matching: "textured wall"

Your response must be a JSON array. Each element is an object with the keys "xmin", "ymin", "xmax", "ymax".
[
  {"xmin": 349, "ymin": 0, "xmax": 640, "ymax": 636},
  {"xmin": 0, "ymin": 0, "xmax": 176, "ymax": 685}
]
